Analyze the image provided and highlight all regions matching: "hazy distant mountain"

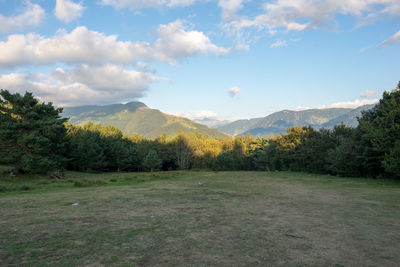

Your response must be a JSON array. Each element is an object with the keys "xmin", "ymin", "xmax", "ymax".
[
  {"xmin": 62, "ymin": 102, "xmax": 230, "ymax": 139},
  {"xmin": 217, "ymin": 105, "xmax": 375, "ymax": 137},
  {"xmin": 321, "ymin": 104, "xmax": 375, "ymax": 128}
]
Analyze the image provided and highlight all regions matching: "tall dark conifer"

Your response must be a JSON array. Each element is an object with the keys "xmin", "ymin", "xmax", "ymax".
[{"xmin": 0, "ymin": 90, "xmax": 68, "ymax": 173}]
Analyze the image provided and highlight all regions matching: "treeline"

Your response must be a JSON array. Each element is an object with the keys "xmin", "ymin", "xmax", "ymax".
[{"xmin": 1, "ymin": 83, "xmax": 399, "ymax": 179}]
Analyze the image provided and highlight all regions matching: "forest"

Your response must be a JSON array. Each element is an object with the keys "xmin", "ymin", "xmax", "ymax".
[{"xmin": 1, "ymin": 82, "xmax": 399, "ymax": 179}]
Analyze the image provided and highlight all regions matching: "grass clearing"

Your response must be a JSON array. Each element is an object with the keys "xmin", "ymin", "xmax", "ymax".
[{"xmin": 1, "ymin": 171, "xmax": 400, "ymax": 266}]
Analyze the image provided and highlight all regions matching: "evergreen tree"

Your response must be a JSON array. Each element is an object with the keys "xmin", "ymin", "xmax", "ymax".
[
  {"xmin": 143, "ymin": 149, "xmax": 162, "ymax": 172},
  {"xmin": 212, "ymin": 151, "xmax": 234, "ymax": 171},
  {"xmin": 0, "ymin": 90, "xmax": 68, "ymax": 173},
  {"xmin": 357, "ymin": 83, "xmax": 400, "ymax": 177}
]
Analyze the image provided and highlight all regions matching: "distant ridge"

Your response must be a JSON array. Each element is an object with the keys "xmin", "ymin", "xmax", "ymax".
[
  {"xmin": 62, "ymin": 102, "xmax": 230, "ymax": 139},
  {"xmin": 215, "ymin": 104, "xmax": 375, "ymax": 137}
]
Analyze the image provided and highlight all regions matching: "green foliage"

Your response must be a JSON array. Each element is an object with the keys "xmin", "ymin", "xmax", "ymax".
[
  {"xmin": 232, "ymin": 136, "xmax": 245, "ymax": 169},
  {"xmin": 325, "ymin": 125, "xmax": 361, "ymax": 176},
  {"xmin": 0, "ymin": 90, "xmax": 67, "ymax": 173},
  {"xmin": 142, "ymin": 149, "xmax": 162, "ymax": 172},
  {"xmin": 3, "ymin": 83, "xmax": 400, "ymax": 179},
  {"xmin": 173, "ymin": 132, "xmax": 194, "ymax": 170},
  {"xmin": 357, "ymin": 84, "xmax": 400, "ymax": 177},
  {"xmin": 382, "ymin": 141, "xmax": 400, "ymax": 178},
  {"xmin": 212, "ymin": 152, "xmax": 234, "ymax": 171},
  {"xmin": 66, "ymin": 123, "xmax": 137, "ymax": 172}
]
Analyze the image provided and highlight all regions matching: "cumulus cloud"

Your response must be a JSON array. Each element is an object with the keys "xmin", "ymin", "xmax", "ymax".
[
  {"xmin": 361, "ymin": 89, "xmax": 379, "ymax": 99},
  {"xmin": 228, "ymin": 87, "xmax": 240, "ymax": 96},
  {"xmin": 0, "ymin": 65, "xmax": 159, "ymax": 106},
  {"xmin": 380, "ymin": 30, "xmax": 400, "ymax": 48},
  {"xmin": 224, "ymin": 0, "xmax": 400, "ymax": 37},
  {"xmin": 55, "ymin": 0, "xmax": 85, "ymax": 23},
  {"xmin": 154, "ymin": 20, "xmax": 229, "ymax": 62},
  {"xmin": 219, "ymin": 0, "xmax": 245, "ymax": 20},
  {"xmin": 320, "ymin": 98, "xmax": 379, "ymax": 109},
  {"xmin": 0, "ymin": 2, "xmax": 45, "ymax": 34},
  {"xmin": 100, "ymin": 0, "xmax": 198, "ymax": 9},
  {"xmin": 0, "ymin": 21, "xmax": 229, "ymax": 69}
]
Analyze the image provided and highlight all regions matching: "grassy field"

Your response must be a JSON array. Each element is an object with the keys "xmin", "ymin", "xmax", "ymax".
[{"xmin": 1, "ymin": 170, "xmax": 400, "ymax": 266}]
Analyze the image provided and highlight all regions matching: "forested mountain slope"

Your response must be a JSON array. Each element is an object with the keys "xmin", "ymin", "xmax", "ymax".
[
  {"xmin": 217, "ymin": 105, "xmax": 375, "ymax": 137},
  {"xmin": 62, "ymin": 102, "xmax": 230, "ymax": 139}
]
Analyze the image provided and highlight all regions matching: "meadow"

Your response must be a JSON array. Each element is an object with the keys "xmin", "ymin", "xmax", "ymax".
[{"xmin": 1, "ymin": 169, "xmax": 400, "ymax": 266}]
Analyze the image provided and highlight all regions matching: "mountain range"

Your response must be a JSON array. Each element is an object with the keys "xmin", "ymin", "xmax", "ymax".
[
  {"xmin": 62, "ymin": 101, "xmax": 375, "ymax": 139},
  {"xmin": 214, "ymin": 104, "xmax": 375, "ymax": 137},
  {"xmin": 62, "ymin": 102, "xmax": 229, "ymax": 139}
]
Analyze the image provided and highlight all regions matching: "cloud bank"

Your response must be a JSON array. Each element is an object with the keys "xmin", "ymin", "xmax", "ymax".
[
  {"xmin": 223, "ymin": 0, "xmax": 400, "ymax": 40},
  {"xmin": 0, "ymin": 65, "xmax": 159, "ymax": 106},
  {"xmin": 0, "ymin": 21, "xmax": 229, "ymax": 69},
  {"xmin": 0, "ymin": 20, "xmax": 229, "ymax": 106}
]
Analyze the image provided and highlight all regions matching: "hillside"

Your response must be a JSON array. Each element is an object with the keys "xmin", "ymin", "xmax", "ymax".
[
  {"xmin": 216, "ymin": 105, "xmax": 375, "ymax": 137},
  {"xmin": 321, "ymin": 104, "xmax": 375, "ymax": 128},
  {"xmin": 62, "ymin": 102, "xmax": 230, "ymax": 139}
]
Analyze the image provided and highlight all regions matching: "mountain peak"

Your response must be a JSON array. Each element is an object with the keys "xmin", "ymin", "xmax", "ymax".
[{"xmin": 62, "ymin": 101, "xmax": 229, "ymax": 139}]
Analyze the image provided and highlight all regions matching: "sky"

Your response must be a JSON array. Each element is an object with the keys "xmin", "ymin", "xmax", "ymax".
[{"xmin": 0, "ymin": 0, "xmax": 399, "ymax": 121}]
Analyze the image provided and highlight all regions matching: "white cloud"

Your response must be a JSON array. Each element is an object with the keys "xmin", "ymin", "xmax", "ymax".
[
  {"xmin": 55, "ymin": 0, "xmax": 85, "ymax": 23},
  {"xmin": 154, "ymin": 20, "xmax": 229, "ymax": 62},
  {"xmin": 380, "ymin": 30, "xmax": 400, "ymax": 47},
  {"xmin": 174, "ymin": 110, "xmax": 218, "ymax": 120},
  {"xmin": 361, "ymin": 89, "xmax": 379, "ymax": 98},
  {"xmin": 224, "ymin": 0, "xmax": 400, "ymax": 37},
  {"xmin": 0, "ymin": 22, "xmax": 229, "ymax": 69},
  {"xmin": 293, "ymin": 106, "xmax": 310, "ymax": 111},
  {"xmin": 0, "ymin": 2, "xmax": 45, "ymax": 34},
  {"xmin": 320, "ymin": 98, "xmax": 379, "ymax": 109},
  {"xmin": 219, "ymin": 0, "xmax": 245, "ymax": 20},
  {"xmin": 100, "ymin": 0, "xmax": 165, "ymax": 9},
  {"xmin": 0, "ymin": 65, "xmax": 160, "ymax": 106},
  {"xmin": 168, "ymin": 0, "xmax": 197, "ymax": 7},
  {"xmin": 382, "ymin": 2, "xmax": 400, "ymax": 17},
  {"xmin": 100, "ymin": 0, "xmax": 199, "ymax": 9},
  {"xmin": 228, "ymin": 87, "xmax": 240, "ymax": 96},
  {"xmin": 270, "ymin": 39, "xmax": 287, "ymax": 48}
]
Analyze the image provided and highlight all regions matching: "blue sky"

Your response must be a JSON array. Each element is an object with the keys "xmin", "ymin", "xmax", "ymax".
[{"xmin": 0, "ymin": 0, "xmax": 399, "ymax": 120}]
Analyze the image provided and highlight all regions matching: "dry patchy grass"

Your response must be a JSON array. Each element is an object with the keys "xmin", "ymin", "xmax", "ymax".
[{"xmin": 0, "ymin": 171, "xmax": 400, "ymax": 266}]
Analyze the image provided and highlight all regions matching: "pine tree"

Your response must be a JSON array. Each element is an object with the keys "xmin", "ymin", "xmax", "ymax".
[
  {"xmin": 0, "ymin": 90, "xmax": 68, "ymax": 173},
  {"xmin": 357, "ymin": 82, "xmax": 400, "ymax": 177},
  {"xmin": 143, "ymin": 149, "xmax": 162, "ymax": 172},
  {"xmin": 212, "ymin": 151, "xmax": 234, "ymax": 171}
]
